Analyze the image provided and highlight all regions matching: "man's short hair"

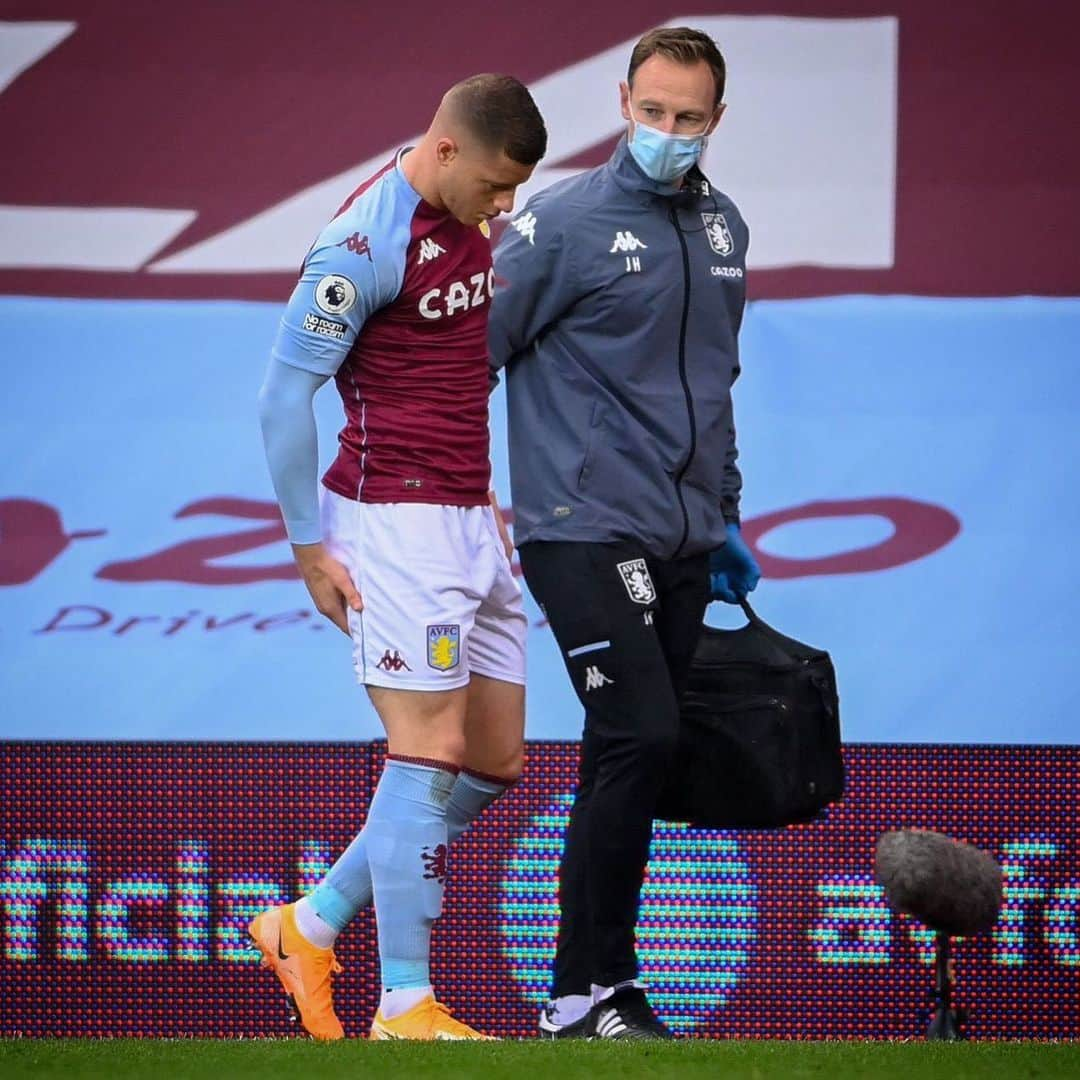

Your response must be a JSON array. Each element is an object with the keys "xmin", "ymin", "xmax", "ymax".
[
  {"xmin": 449, "ymin": 74, "xmax": 547, "ymax": 166},
  {"xmin": 628, "ymin": 27, "xmax": 726, "ymax": 107}
]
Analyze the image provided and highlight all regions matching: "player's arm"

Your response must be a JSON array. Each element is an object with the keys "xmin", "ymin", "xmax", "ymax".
[
  {"xmin": 257, "ymin": 360, "xmax": 361, "ymax": 633},
  {"xmin": 259, "ymin": 238, "xmax": 383, "ymax": 633},
  {"xmin": 488, "ymin": 197, "xmax": 578, "ymax": 382}
]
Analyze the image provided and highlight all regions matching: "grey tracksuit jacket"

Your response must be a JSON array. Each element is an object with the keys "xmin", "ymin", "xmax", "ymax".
[{"xmin": 489, "ymin": 136, "xmax": 748, "ymax": 560}]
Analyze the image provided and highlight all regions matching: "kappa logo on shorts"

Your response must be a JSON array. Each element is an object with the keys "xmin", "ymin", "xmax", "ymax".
[
  {"xmin": 376, "ymin": 649, "xmax": 412, "ymax": 672},
  {"xmin": 427, "ymin": 624, "xmax": 461, "ymax": 671},
  {"xmin": 616, "ymin": 559, "xmax": 656, "ymax": 605}
]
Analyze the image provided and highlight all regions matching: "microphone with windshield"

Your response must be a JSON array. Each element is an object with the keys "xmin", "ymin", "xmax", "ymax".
[{"xmin": 875, "ymin": 829, "xmax": 1003, "ymax": 1039}]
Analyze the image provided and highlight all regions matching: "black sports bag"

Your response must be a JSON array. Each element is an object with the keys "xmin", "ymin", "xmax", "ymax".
[{"xmin": 655, "ymin": 599, "xmax": 844, "ymax": 829}]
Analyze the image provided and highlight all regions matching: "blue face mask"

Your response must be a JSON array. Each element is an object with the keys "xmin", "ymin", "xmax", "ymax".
[{"xmin": 627, "ymin": 107, "xmax": 710, "ymax": 184}]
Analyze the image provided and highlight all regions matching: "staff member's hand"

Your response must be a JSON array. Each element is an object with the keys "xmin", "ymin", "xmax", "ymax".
[
  {"xmin": 709, "ymin": 524, "xmax": 761, "ymax": 603},
  {"xmin": 292, "ymin": 542, "xmax": 363, "ymax": 635}
]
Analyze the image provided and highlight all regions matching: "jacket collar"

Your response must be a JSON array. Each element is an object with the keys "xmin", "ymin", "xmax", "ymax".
[{"xmin": 605, "ymin": 133, "xmax": 711, "ymax": 206}]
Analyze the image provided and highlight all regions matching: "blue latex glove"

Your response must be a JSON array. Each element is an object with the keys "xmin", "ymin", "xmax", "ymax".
[{"xmin": 708, "ymin": 523, "xmax": 761, "ymax": 603}]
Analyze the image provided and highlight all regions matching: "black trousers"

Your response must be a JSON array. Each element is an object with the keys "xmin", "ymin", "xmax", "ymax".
[{"xmin": 518, "ymin": 540, "xmax": 709, "ymax": 994}]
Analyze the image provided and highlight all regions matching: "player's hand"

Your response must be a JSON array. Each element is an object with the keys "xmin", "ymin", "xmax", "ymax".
[
  {"xmin": 291, "ymin": 542, "xmax": 362, "ymax": 635},
  {"xmin": 709, "ymin": 524, "xmax": 761, "ymax": 604}
]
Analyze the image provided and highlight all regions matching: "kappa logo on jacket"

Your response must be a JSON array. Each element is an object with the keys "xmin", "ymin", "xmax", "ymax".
[
  {"xmin": 510, "ymin": 212, "xmax": 537, "ymax": 245},
  {"xmin": 609, "ymin": 230, "xmax": 647, "ymax": 254}
]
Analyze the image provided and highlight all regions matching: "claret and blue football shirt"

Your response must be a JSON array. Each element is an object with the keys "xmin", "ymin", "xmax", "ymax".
[{"xmin": 273, "ymin": 149, "xmax": 495, "ymax": 507}]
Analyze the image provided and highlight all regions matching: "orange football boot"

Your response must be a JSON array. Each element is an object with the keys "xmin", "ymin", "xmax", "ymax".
[
  {"xmin": 369, "ymin": 994, "xmax": 496, "ymax": 1041},
  {"xmin": 248, "ymin": 902, "xmax": 344, "ymax": 1040}
]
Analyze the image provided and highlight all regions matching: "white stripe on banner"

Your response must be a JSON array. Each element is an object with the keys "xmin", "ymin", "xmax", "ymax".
[
  {"xmin": 0, "ymin": 23, "xmax": 201, "ymax": 272},
  {"xmin": 0, "ymin": 206, "xmax": 197, "ymax": 271},
  {"xmin": 150, "ymin": 16, "xmax": 896, "ymax": 273},
  {"xmin": 0, "ymin": 20, "xmax": 75, "ymax": 94}
]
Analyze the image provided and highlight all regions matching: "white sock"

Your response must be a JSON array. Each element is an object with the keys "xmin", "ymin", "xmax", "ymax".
[
  {"xmin": 591, "ymin": 978, "xmax": 645, "ymax": 1004},
  {"xmin": 380, "ymin": 985, "xmax": 433, "ymax": 1019},
  {"xmin": 548, "ymin": 993, "xmax": 592, "ymax": 1026},
  {"xmin": 293, "ymin": 896, "xmax": 338, "ymax": 950}
]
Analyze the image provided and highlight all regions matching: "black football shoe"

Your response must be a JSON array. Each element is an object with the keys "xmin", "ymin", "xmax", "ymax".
[
  {"xmin": 538, "ymin": 1001, "xmax": 594, "ymax": 1039},
  {"xmin": 589, "ymin": 986, "xmax": 674, "ymax": 1040}
]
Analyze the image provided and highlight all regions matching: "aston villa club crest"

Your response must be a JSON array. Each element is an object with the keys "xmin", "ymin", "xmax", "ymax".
[
  {"xmin": 702, "ymin": 212, "xmax": 734, "ymax": 257},
  {"xmin": 616, "ymin": 559, "xmax": 656, "ymax": 605},
  {"xmin": 427, "ymin": 623, "xmax": 461, "ymax": 671},
  {"xmin": 421, "ymin": 842, "xmax": 448, "ymax": 883}
]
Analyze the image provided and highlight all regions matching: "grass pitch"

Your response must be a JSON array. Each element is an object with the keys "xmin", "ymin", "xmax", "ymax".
[{"xmin": 1, "ymin": 1038, "xmax": 1078, "ymax": 1079}]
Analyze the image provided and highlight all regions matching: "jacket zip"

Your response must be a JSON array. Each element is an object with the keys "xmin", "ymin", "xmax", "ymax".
[{"xmin": 669, "ymin": 205, "xmax": 696, "ymax": 556}]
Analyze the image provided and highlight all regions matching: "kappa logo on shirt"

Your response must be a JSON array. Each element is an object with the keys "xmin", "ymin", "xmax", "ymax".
[
  {"xmin": 510, "ymin": 211, "xmax": 537, "ymax": 245},
  {"xmin": 609, "ymin": 230, "xmax": 647, "ymax": 254},
  {"xmin": 417, "ymin": 237, "xmax": 446, "ymax": 265},
  {"xmin": 335, "ymin": 232, "xmax": 373, "ymax": 260}
]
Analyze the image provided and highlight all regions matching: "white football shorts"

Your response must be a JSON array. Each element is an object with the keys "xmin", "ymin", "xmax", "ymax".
[{"xmin": 321, "ymin": 489, "xmax": 527, "ymax": 691}]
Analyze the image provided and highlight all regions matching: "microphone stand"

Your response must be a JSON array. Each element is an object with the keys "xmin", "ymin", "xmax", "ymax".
[{"xmin": 926, "ymin": 931, "xmax": 965, "ymax": 1040}]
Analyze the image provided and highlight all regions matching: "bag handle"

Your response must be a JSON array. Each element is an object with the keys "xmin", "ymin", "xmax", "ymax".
[
  {"xmin": 716, "ymin": 596, "xmax": 775, "ymax": 634},
  {"xmin": 737, "ymin": 597, "xmax": 819, "ymax": 658},
  {"xmin": 738, "ymin": 596, "xmax": 763, "ymax": 625},
  {"xmin": 705, "ymin": 596, "xmax": 774, "ymax": 634}
]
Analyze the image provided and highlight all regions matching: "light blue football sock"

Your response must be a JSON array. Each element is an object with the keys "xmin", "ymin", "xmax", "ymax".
[
  {"xmin": 306, "ymin": 768, "xmax": 509, "ymax": 936},
  {"xmin": 365, "ymin": 757, "xmax": 456, "ymax": 990},
  {"xmin": 447, "ymin": 769, "xmax": 509, "ymax": 840},
  {"xmin": 307, "ymin": 831, "xmax": 371, "ymax": 932}
]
